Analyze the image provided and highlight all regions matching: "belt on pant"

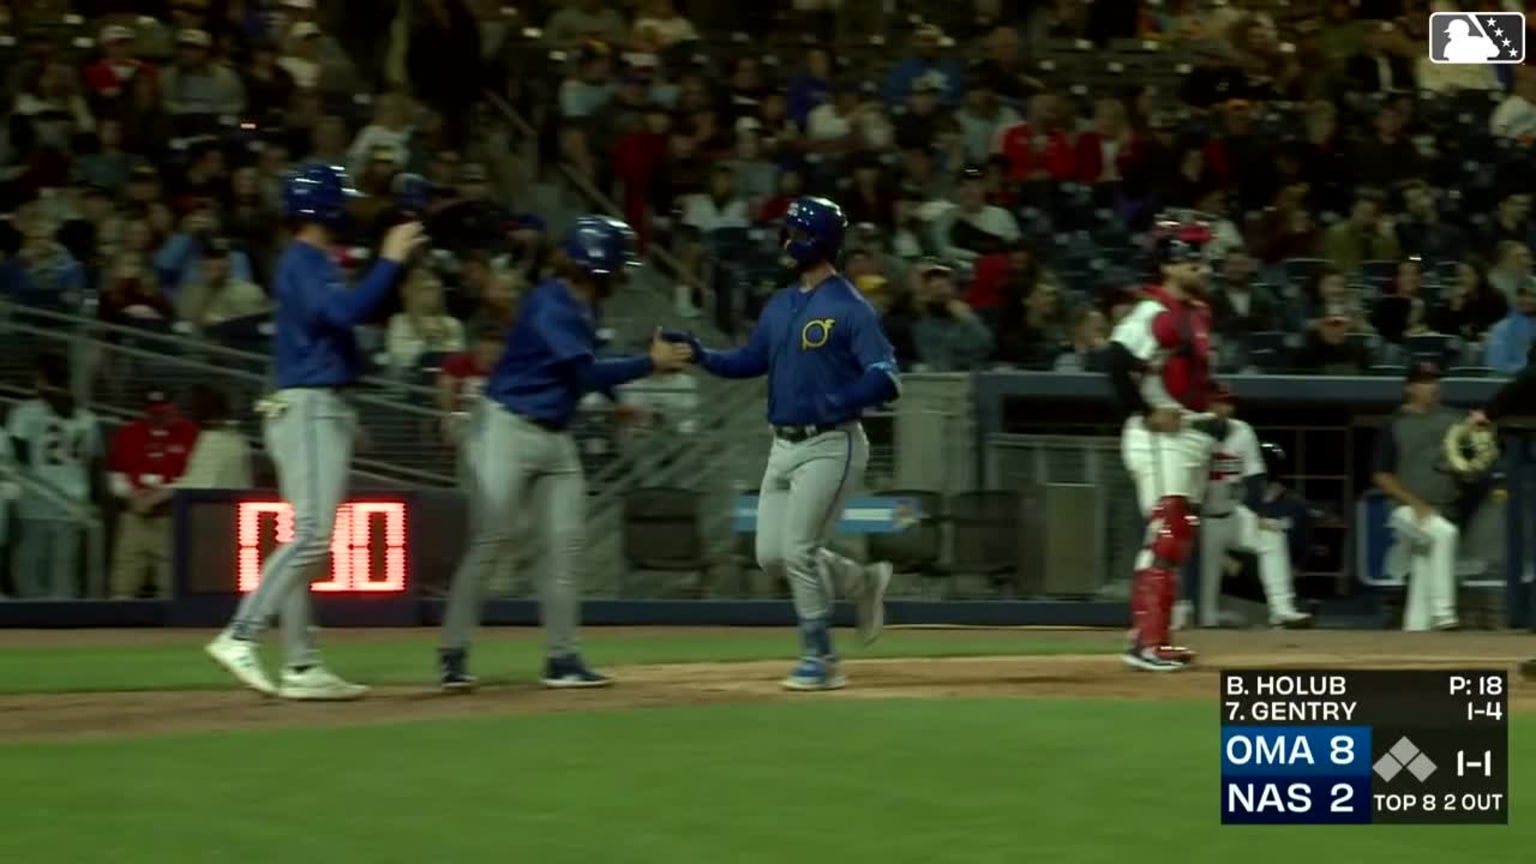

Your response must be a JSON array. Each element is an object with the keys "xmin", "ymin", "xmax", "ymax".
[{"xmin": 773, "ymin": 423, "xmax": 839, "ymax": 443}]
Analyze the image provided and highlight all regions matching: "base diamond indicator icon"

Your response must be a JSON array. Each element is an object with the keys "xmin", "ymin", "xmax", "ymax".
[{"xmin": 1375, "ymin": 736, "xmax": 1438, "ymax": 783}]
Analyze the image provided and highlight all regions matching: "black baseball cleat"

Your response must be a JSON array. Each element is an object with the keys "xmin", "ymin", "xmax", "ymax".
[
  {"xmin": 1520, "ymin": 658, "xmax": 1536, "ymax": 680},
  {"xmin": 438, "ymin": 649, "xmax": 478, "ymax": 693}
]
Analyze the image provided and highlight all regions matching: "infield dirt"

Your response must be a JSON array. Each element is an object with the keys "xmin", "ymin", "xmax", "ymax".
[{"xmin": 0, "ymin": 628, "xmax": 1532, "ymax": 742}]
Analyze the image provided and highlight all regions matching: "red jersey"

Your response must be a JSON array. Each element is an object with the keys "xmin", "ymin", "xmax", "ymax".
[
  {"xmin": 441, "ymin": 352, "xmax": 489, "ymax": 409},
  {"xmin": 109, "ymin": 417, "xmax": 199, "ymax": 489}
]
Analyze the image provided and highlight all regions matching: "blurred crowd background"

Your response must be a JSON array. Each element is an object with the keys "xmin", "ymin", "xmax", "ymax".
[{"xmin": 0, "ymin": 0, "xmax": 1531, "ymax": 599}]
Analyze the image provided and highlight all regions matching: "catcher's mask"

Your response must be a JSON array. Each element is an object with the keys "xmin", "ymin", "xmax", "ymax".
[{"xmin": 1444, "ymin": 419, "xmax": 1499, "ymax": 476}]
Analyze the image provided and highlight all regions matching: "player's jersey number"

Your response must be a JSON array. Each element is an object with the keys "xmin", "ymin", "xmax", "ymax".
[{"xmin": 42, "ymin": 422, "xmax": 85, "ymax": 466}]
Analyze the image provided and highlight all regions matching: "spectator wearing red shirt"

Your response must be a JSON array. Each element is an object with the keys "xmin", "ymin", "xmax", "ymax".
[
  {"xmin": 84, "ymin": 25, "xmax": 156, "ymax": 111},
  {"xmin": 437, "ymin": 322, "xmax": 505, "ymax": 452},
  {"xmin": 1073, "ymin": 97, "xmax": 1135, "ymax": 185},
  {"xmin": 108, "ymin": 390, "xmax": 199, "ymax": 598},
  {"xmin": 992, "ymin": 91, "xmax": 1075, "ymax": 184}
]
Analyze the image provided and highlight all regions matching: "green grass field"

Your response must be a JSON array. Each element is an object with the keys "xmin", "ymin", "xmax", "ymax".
[{"xmin": 0, "ymin": 628, "xmax": 1526, "ymax": 863}]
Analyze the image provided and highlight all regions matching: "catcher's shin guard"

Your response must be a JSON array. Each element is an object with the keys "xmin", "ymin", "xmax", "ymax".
[{"xmin": 1133, "ymin": 496, "xmax": 1199, "ymax": 662}]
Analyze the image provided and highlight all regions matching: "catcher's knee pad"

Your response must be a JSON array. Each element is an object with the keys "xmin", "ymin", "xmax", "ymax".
[{"xmin": 1148, "ymin": 496, "xmax": 1198, "ymax": 567}]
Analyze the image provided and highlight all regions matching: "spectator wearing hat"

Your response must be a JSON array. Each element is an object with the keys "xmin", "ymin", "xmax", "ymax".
[
  {"xmin": 883, "ymin": 25, "xmax": 963, "ymax": 108},
  {"xmin": 1373, "ymin": 361, "xmax": 1462, "ymax": 631},
  {"xmin": 161, "ymin": 28, "xmax": 246, "ymax": 126},
  {"xmin": 545, "ymin": 0, "xmax": 628, "ymax": 46},
  {"xmin": 279, "ymin": 20, "xmax": 357, "ymax": 94},
  {"xmin": 155, "ymin": 206, "xmax": 255, "ymax": 299},
  {"xmin": 904, "ymin": 262, "xmax": 995, "ymax": 371},
  {"xmin": 107, "ymin": 390, "xmax": 199, "ymax": 599},
  {"xmin": 956, "ymin": 74, "xmax": 1020, "ymax": 167},
  {"xmin": 893, "ymin": 75, "xmax": 948, "ymax": 153},
  {"xmin": 84, "ymin": 24, "xmax": 156, "ymax": 108},
  {"xmin": 935, "ymin": 166, "xmax": 1021, "ymax": 266},
  {"xmin": 175, "ymin": 238, "xmax": 269, "ymax": 331}
]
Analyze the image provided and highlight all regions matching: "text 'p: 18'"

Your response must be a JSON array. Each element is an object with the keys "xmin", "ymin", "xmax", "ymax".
[{"xmin": 235, "ymin": 501, "xmax": 408, "ymax": 593}]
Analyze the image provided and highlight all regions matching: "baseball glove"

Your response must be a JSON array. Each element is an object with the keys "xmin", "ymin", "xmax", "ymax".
[{"xmin": 1443, "ymin": 418, "xmax": 1499, "ymax": 475}]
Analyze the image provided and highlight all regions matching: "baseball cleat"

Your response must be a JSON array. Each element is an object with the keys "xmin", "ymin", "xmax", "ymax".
[
  {"xmin": 541, "ymin": 655, "xmax": 612, "ymax": 689},
  {"xmin": 205, "ymin": 631, "xmax": 276, "ymax": 696},
  {"xmin": 1272, "ymin": 611, "xmax": 1314, "ymax": 629},
  {"xmin": 438, "ymin": 649, "xmax": 478, "ymax": 693},
  {"xmin": 857, "ymin": 562, "xmax": 893, "ymax": 645},
  {"xmin": 1122, "ymin": 646, "xmax": 1191, "ymax": 672},
  {"xmin": 277, "ymin": 667, "xmax": 370, "ymax": 701},
  {"xmin": 781, "ymin": 656, "xmax": 848, "ymax": 691},
  {"xmin": 1519, "ymin": 657, "xmax": 1536, "ymax": 680},
  {"xmin": 1432, "ymin": 616, "xmax": 1461, "ymax": 631}
]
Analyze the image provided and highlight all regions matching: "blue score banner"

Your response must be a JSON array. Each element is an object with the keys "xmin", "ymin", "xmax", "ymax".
[{"xmin": 1219, "ymin": 670, "xmax": 1508, "ymax": 825}]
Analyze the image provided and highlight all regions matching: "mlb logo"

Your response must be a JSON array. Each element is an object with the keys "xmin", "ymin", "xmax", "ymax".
[{"xmin": 1428, "ymin": 11, "xmax": 1525, "ymax": 64}]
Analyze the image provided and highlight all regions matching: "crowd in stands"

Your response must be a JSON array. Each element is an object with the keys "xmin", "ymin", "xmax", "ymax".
[{"xmin": 543, "ymin": 0, "xmax": 1536, "ymax": 376}]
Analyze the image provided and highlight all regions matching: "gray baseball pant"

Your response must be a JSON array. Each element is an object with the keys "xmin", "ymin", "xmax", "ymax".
[
  {"xmin": 441, "ymin": 405, "xmax": 586, "ymax": 655},
  {"xmin": 229, "ymin": 388, "xmax": 356, "ymax": 669},
  {"xmin": 756, "ymin": 423, "xmax": 869, "ymax": 624}
]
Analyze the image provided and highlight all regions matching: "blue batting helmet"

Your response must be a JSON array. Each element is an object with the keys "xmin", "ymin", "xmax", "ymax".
[
  {"xmin": 562, "ymin": 214, "xmax": 638, "ymax": 276},
  {"xmin": 282, "ymin": 162, "xmax": 358, "ymax": 227},
  {"xmin": 781, "ymin": 196, "xmax": 846, "ymax": 267}
]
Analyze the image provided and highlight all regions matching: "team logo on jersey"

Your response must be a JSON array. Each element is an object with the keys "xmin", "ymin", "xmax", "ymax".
[{"xmin": 801, "ymin": 318, "xmax": 836, "ymax": 350}]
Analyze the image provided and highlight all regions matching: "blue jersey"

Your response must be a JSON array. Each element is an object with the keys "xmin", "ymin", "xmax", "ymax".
[
  {"xmin": 699, "ymin": 273, "xmax": 899, "ymax": 425},
  {"xmin": 272, "ymin": 242, "xmax": 401, "ymax": 389},
  {"xmin": 484, "ymin": 278, "xmax": 653, "ymax": 429}
]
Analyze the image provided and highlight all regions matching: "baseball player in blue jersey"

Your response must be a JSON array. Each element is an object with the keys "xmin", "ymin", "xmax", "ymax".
[
  {"xmin": 436, "ymin": 214, "xmax": 692, "ymax": 691},
  {"xmin": 205, "ymin": 162, "xmax": 425, "ymax": 701},
  {"xmin": 674, "ymin": 196, "xmax": 899, "ymax": 691}
]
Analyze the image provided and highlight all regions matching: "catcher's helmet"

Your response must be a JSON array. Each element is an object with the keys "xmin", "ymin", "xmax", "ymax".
[
  {"xmin": 1151, "ymin": 212, "xmax": 1214, "ymax": 265},
  {"xmin": 781, "ymin": 196, "xmax": 847, "ymax": 267},
  {"xmin": 282, "ymin": 162, "xmax": 359, "ymax": 228},
  {"xmin": 1260, "ymin": 441, "xmax": 1288, "ymax": 477},
  {"xmin": 562, "ymin": 214, "xmax": 638, "ymax": 276}
]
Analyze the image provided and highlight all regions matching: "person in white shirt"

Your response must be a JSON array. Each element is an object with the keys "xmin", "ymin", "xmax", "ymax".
[
  {"xmin": 632, "ymin": 0, "xmax": 700, "ymax": 49},
  {"xmin": 1197, "ymin": 383, "xmax": 1312, "ymax": 629},
  {"xmin": 805, "ymin": 85, "xmax": 894, "ymax": 153},
  {"xmin": 8, "ymin": 353, "xmax": 102, "ymax": 599},
  {"xmin": 347, "ymin": 91, "xmax": 415, "ymax": 177},
  {"xmin": 676, "ymin": 165, "xmax": 753, "ymax": 318},
  {"xmin": 386, "ymin": 270, "xmax": 467, "ymax": 372},
  {"xmin": 934, "ymin": 166, "xmax": 1021, "ymax": 265},
  {"xmin": 1491, "ymin": 65, "xmax": 1536, "ymax": 142}
]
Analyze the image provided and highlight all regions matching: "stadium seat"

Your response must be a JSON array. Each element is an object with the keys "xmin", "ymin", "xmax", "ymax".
[
  {"xmin": 1281, "ymin": 258, "xmax": 1329, "ymax": 289},
  {"xmin": 1358, "ymin": 260, "xmax": 1398, "ymax": 287},
  {"xmin": 621, "ymin": 486, "xmax": 706, "ymax": 597}
]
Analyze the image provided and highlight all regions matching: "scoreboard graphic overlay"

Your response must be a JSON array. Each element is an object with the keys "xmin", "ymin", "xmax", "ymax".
[{"xmin": 1220, "ymin": 670, "xmax": 1507, "ymax": 824}]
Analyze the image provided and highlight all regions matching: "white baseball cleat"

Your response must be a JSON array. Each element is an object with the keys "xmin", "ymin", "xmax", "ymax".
[
  {"xmin": 205, "ymin": 632, "xmax": 277, "ymax": 696},
  {"xmin": 857, "ymin": 562, "xmax": 894, "ymax": 645},
  {"xmin": 277, "ymin": 667, "xmax": 370, "ymax": 701}
]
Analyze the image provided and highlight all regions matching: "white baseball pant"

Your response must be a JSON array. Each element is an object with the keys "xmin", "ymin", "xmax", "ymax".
[
  {"xmin": 1198, "ymin": 505, "xmax": 1303, "ymax": 626},
  {"xmin": 1388, "ymin": 505, "xmax": 1459, "ymax": 631}
]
